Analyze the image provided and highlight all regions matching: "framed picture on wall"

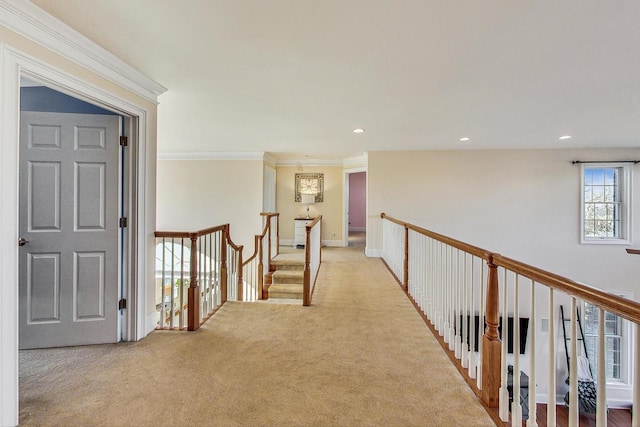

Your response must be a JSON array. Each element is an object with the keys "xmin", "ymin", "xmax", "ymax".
[{"xmin": 295, "ymin": 173, "xmax": 324, "ymax": 202}]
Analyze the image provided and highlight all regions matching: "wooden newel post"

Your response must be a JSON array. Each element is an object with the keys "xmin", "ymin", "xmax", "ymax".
[
  {"xmin": 481, "ymin": 254, "xmax": 501, "ymax": 407},
  {"xmin": 257, "ymin": 235, "xmax": 264, "ymax": 300},
  {"xmin": 237, "ymin": 246, "xmax": 244, "ymax": 302},
  {"xmin": 403, "ymin": 225, "xmax": 409, "ymax": 291},
  {"xmin": 276, "ymin": 215, "xmax": 280, "ymax": 256},
  {"xmin": 303, "ymin": 226, "xmax": 311, "ymax": 306},
  {"xmin": 187, "ymin": 233, "xmax": 200, "ymax": 331},
  {"xmin": 220, "ymin": 228, "xmax": 228, "ymax": 304}
]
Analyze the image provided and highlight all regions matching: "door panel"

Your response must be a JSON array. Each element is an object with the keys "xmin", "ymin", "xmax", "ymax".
[
  {"xmin": 19, "ymin": 111, "xmax": 120, "ymax": 349},
  {"xmin": 28, "ymin": 161, "xmax": 61, "ymax": 231},
  {"xmin": 27, "ymin": 252, "xmax": 60, "ymax": 323}
]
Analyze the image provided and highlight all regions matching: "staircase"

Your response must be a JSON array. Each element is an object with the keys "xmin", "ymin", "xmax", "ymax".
[{"xmin": 267, "ymin": 255, "xmax": 305, "ymax": 300}]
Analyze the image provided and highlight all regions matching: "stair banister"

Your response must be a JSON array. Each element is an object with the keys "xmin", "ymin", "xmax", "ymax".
[
  {"xmin": 380, "ymin": 213, "xmax": 502, "ymax": 407},
  {"xmin": 221, "ymin": 228, "xmax": 228, "ymax": 304},
  {"xmin": 381, "ymin": 212, "xmax": 640, "ymax": 425},
  {"xmin": 302, "ymin": 215, "xmax": 322, "ymax": 306}
]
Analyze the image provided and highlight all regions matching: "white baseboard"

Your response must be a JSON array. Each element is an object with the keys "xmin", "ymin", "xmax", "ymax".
[
  {"xmin": 365, "ymin": 248, "xmax": 383, "ymax": 257},
  {"xmin": 145, "ymin": 312, "xmax": 157, "ymax": 337}
]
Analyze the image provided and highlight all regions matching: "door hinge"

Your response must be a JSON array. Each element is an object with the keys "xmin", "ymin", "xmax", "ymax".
[
  {"xmin": 119, "ymin": 217, "xmax": 128, "ymax": 228},
  {"xmin": 120, "ymin": 136, "xmax": 128, "ymax": 147},
  {"xmin": 119, "ymin": 299, "xmax": 127, "ymax": 310}
]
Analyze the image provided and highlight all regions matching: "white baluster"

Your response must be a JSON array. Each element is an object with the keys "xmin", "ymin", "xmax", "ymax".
[
  {"xmin": 547, "ymin": 290, "xmax": 556, "ymax": 427},
  {"xmin": 477, "ymin": 260, "xmax": 485, "ymax": 390},
  {"xmin": 468, "ymin": 256, "xmax": 476, "ymax": 379},
  {"xmin": 527, "ymin": 279, "xmax": 538, "ymax": 427},
  {"xmin": 569, "ymin": 298, "xmax": 579, "ymax": 426},
  {"xmin": 633, "ymin": 323, "xmax": 639, "ymax": 427},
  {"xmin": 499, "ymin": 269, "xmax": 509, "ymax": 421},
  {"xmin": 455, "ymin": 249, "xmax": 462, "ymax": 359},
  {"xmin": 596, "ymin": 307, "xmax": 607, "ymax": 427},
  {"xmin": 512, "ymin": 274, "xmax": 523, "ymax": 426},
  {"xmin": 461, "ymin": 252, "xmax": 469, "ymax": 369}
]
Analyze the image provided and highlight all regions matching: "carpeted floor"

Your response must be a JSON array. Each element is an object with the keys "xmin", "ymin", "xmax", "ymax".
[{"xmin": 19, "ymin": 246, "xmax": 494, "ymax": 427}]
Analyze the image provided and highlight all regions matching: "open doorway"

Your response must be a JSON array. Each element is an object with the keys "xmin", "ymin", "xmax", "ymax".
[{"xmin": 346, "ymin": 171, "xmax": 366, "ymax": 248}]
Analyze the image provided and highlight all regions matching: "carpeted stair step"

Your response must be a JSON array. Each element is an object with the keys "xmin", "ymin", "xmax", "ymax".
[
  {"xmin": 268, "ymin": 283, "xmax": 303, "ymax": 300},
  {"xmin": 270, "ymin": 259, "xmax": 305, "ymax": 271},
  {"xmin": 272, "ymin": 270, "xmax": 304, "ymax": 284}
]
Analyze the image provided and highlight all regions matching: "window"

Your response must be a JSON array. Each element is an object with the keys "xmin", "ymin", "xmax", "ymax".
[
  {"xmin": 581, "ymin": 164, "xmax": 631, "ymax": 244},
  {"xmin": 583, "ymin": 302, "xmax": 627, "ymax": 382}
]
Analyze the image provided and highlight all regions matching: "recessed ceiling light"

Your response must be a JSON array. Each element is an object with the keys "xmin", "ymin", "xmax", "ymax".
[
  {"xmin": 559, "ymin": 135, "xmax": 572, "ymax": 140},
  {"xmin": 459, "ymin": 137, "xmax": 470, "ymax": 142},
  {"xmin": 353, "ymin": 128, "xmax": 365, "ymax": 134}
]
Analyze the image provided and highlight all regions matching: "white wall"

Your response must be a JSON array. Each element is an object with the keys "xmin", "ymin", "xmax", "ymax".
[
  {"xmin": 368, "ymin": 148, "xmax": 640, "ymax": 404},
  {"xmin": 368, "ymin": 148, "xmax": 640, "ymax": 293},
  {"xmin": 156, "ymin": 159, "xmax": 264, "ymax": 250}
]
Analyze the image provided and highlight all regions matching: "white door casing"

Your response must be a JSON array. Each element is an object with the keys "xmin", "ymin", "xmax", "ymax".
[{"xmin": 19, "ymin": 112, "xmax": 120, "ymax": 349}]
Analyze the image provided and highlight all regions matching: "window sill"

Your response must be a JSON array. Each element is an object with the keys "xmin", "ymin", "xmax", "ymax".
[{"xmin": 580, "ymin": 238, "xmax": 632, "ymax": 245}]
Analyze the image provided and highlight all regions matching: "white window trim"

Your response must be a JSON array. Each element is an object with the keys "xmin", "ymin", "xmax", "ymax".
[{"xmin": 580, "ymin": 163, "xmax": 632, "ymax": 245}]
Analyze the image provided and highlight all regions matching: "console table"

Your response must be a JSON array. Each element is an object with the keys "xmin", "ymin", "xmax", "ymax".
[{"xmin": 294, "ymin": 218, "xmax": 315, "ymax": 248}]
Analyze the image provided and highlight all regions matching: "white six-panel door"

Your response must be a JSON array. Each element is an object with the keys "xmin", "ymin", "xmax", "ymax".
[{"xmin": 19, "ymin": 111, "xmax": 120, "ymax": 349}]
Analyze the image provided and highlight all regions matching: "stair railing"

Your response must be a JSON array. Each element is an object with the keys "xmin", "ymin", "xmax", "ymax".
[
  {"xmin": 155, "ymin": 213, "xmax": 281, "ymax": 329},
  {"xmin": 381, "ymin": 212, "xmax": 640, "ymax": 426},
  {"xmin": 303, "ymin": 215, "xmax": 322, "ymax": 306},
  {"xmin": 241, "ymin": 213, "xmax": 280, "ymax": 301},
  {"xmin": 155, "ymin": 225, "xmax": 229, "ymax": 331}
]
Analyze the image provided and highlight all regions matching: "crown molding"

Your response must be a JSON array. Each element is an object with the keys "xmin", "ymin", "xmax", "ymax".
[
  {"xmin": 276, "ymin": 153, "xmax": 368, "ymax": 167},
  {"xmin": 158, "ymin": 151, "xmax": 267, "ymax": 161},
  {"xmin": 158, "ymin": 151, "xmax": 369, "ymax": 165},
  {"xmin": 0, "ymin": 0, "xmax": 167, "ymax": 103}
]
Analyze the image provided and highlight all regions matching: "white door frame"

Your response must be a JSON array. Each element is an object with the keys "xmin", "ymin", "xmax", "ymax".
[
  {"xmin": 342, "ymin": 167, "xmax": 367, "ymax": 247},
  {"xmin": 0, "ymin": 45, "xmax": 152, "ymax": 426}
]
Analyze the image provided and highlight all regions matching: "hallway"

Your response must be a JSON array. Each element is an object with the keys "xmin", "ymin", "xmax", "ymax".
[{"xmin": 19, "ymin": 246, "xmax": 493, "ymax": 426}]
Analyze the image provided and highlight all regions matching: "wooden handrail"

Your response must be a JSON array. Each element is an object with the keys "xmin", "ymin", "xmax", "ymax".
[
  {"xmin": 304, "ymin": 215, "xmax": 322, "ymax": 230},
  {"xmin": 493, "ymin": 253, "xmax": 640, "ymax": 324},
  {"xmin": 242, "ymin": 217, "xmax": 272, "ymax": 267},
  {"xmin": 382, "ymin": 212, "xmax": 640, "ymax": 323},
  {"xmin": 381, "ymin": 213, "xmax": 489, "ymax": 259},
  {"xmin": 155, "ymin": 224, "xmax": 227, "ymax": 239}
]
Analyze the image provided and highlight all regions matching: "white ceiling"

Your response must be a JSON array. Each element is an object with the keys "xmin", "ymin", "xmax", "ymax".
[{"xmin": 30, "ymin": 0, "xmax": 640, "ymax": 159}]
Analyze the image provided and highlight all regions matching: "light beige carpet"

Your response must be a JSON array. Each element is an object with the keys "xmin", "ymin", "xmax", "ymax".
[{"xmin": 19, "ymin": 246, "xmax": 494, "ymax": 427}]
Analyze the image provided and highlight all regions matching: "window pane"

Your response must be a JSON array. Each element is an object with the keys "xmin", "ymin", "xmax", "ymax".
[
  {"xmin": 604, "ymin": 168, "xmax": 616, "ymax": 185},
  {"xmin": 591, "ymin": 169, "xmax": 604, "ymax": 185},
  {"xmin": 583, "ymin": 166, "xmax": 626, "ymax": 240},
  {"xmin": 583, "ymin": 303, "xmax": 623, "ymax": 381}
]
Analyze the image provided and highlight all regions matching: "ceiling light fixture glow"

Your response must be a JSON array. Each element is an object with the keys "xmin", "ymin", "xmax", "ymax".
[
  {"xmin": 459, "ymin": 137, "xmax": 470, "ymax": 142},
  {"xmin": 353, "ymin": 128, "xmax": 365, "ymax": 134},
  {"xmin": 559, "ymin": 135, "xmax": 572, "ymax": 140}
]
